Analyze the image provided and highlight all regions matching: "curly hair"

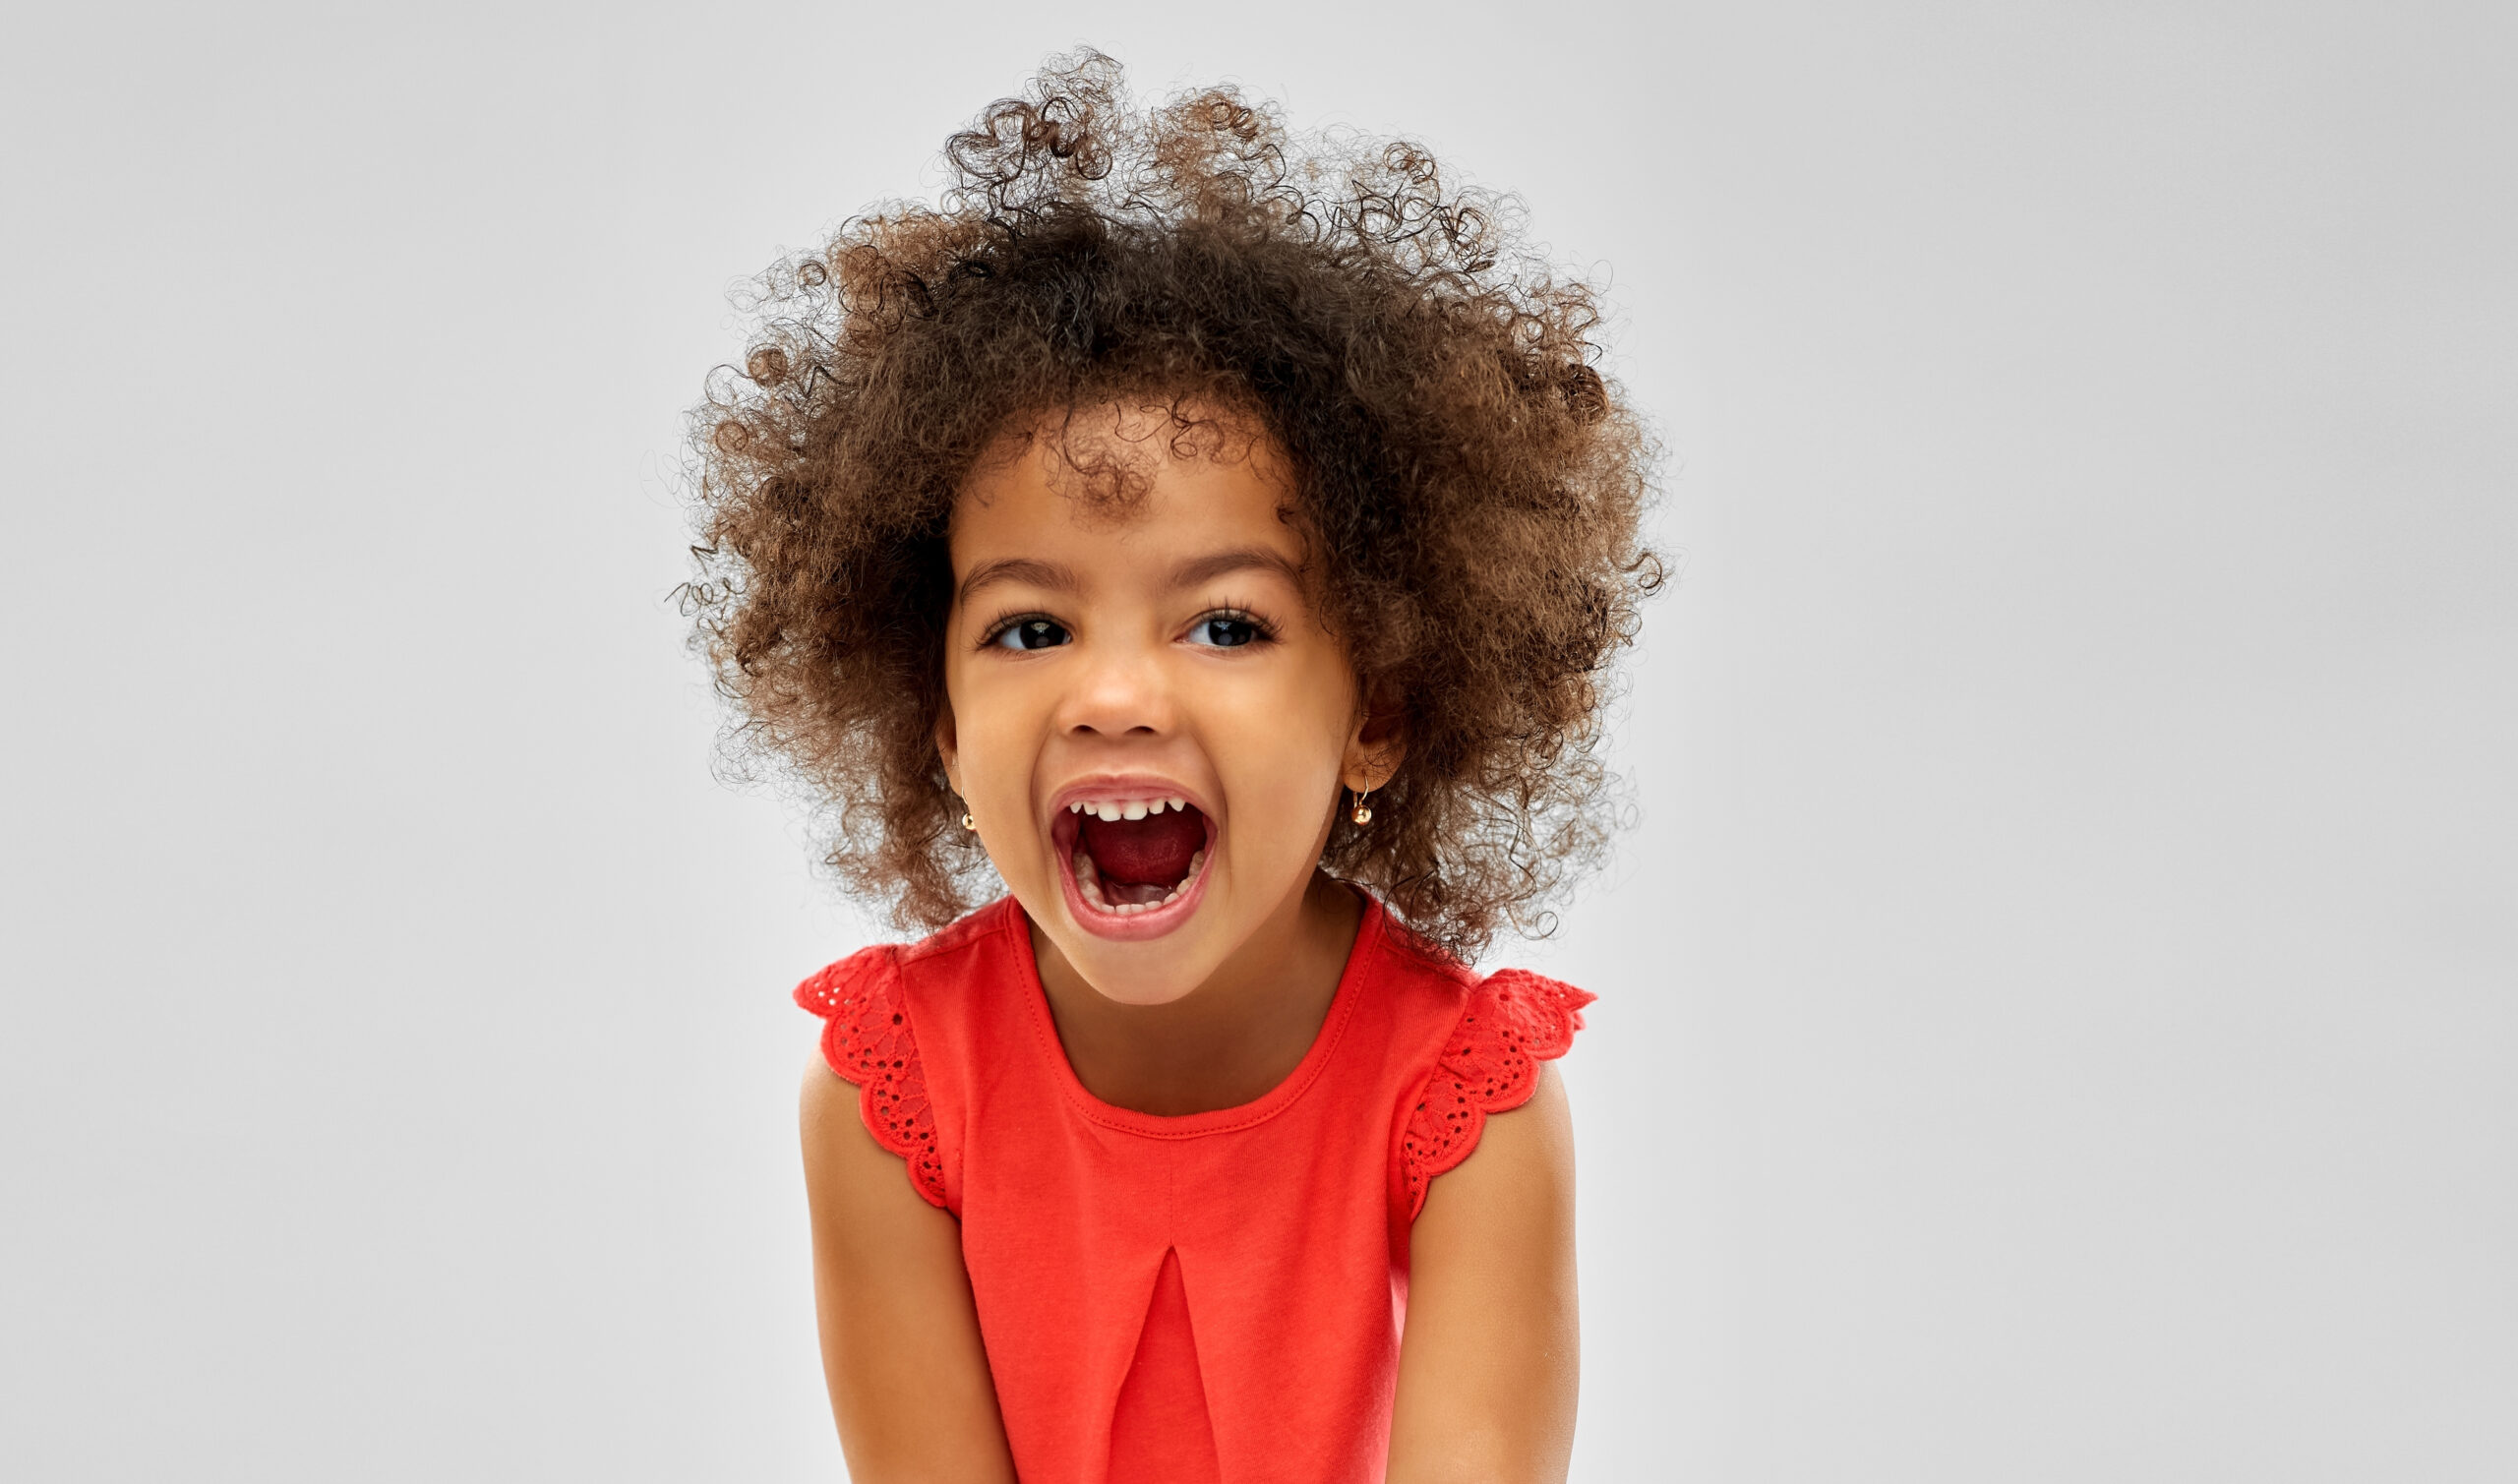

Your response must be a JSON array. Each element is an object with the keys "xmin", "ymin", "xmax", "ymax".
[{"xmin": 684, "ymin": 50, "xmax": 1660, "ymax": 958}]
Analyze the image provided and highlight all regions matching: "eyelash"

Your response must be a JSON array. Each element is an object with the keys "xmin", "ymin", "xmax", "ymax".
[
  {"xmin": 973, "ymin": 605, "xmax": 1281, "ymax": 650},
  {"xmin": 1190, "ymin": 606, "xmax": 1277, "ymax": 645},
  {"xmin": 976, "ymin": 609, "xmax": 1054, "ymax": 650}
]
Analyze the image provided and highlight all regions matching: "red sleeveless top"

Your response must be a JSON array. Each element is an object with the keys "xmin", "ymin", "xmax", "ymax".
[{"xmin": 795, "ymin": 895, "xmax": 1592, "ymax": 1484}]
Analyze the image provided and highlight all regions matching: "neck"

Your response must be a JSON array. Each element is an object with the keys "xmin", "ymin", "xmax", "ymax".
[{"xmin": 1031, "ymin": 871, "xmax": 1363, "ymax": 1116}]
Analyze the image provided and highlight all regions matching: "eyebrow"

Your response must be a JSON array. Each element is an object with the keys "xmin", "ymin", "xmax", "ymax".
[
  {"xmin": 955, "ymin": 558, "xmax": 1081, "ymax": 609},
  {"xmin": 954, "ymin": 547, "xmax": 1303, "ymax": 608},
  {"xmin": 1164, "ymin": 547, "xmax": 1304, "ymax": 593}
]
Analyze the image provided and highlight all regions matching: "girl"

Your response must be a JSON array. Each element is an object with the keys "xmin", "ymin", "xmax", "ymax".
[{"xmin": 686, "ymin": 52, "xmax": 1657, "ymax": 1484}]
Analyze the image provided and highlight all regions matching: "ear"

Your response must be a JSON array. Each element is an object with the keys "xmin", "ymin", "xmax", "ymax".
[
  {"xmin": 933, "ymin": 696, "xmax": 965, "ymax": 799},
  {"xmin": 1341, "ymin": 687, "xmax": 1406, "ymax": 795}
]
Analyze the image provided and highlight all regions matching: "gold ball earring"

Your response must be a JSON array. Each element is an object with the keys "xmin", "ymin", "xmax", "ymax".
[
  {"xmin": 1349, "ymin": 788, "xmax": 1373, "ymax": 825},
  {"xmin": 960, "ymin": 811, "xmax": 976, "ymax": 831}
]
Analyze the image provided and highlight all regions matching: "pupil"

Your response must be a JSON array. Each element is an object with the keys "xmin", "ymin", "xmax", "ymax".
[
  {"xmin": 1020, "ymin": 620, "xmax": 1058, "ymax": 648},
  {"xmin": 1208, "ymin": 618, "xmax": 1251, "ymax": 646}
]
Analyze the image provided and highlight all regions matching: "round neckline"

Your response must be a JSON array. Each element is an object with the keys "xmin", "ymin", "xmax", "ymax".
[{"xmin": 1000, "ymin": 891, "xmax": 1383, "ymax": 1139}]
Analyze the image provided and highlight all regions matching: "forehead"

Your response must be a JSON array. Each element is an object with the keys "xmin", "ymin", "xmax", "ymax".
[{"xmin": 948, "ymin": 407, "xmax": 1302, "ymax": 574}]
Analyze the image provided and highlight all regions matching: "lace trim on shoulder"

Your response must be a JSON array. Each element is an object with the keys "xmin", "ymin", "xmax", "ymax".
[
  {"xmin": 795, "ymin": 946, "xmax": 948, "ymax": 1209},
  {"xmin": 1401, "ymin": 969, "xmax": 1595, "ymax": 1219}
]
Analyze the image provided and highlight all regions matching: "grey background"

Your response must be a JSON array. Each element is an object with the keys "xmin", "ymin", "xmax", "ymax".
[{"xmin": 5, "ymin": 3, "xmax": 2511, "ymax": 1479}]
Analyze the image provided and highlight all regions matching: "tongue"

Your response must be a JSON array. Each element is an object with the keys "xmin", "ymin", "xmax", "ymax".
[{"xmin": 1078, "ymin": 807, "xmax": 1205, "ymax": 886}]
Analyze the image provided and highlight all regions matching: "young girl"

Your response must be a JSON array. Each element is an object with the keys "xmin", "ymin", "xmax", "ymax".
[{"xmin": 686, "ymin": 52, "xmax": 1656, "ymax": 1484}]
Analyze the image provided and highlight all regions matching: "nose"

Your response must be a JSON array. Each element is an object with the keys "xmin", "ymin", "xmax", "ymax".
[{"xmin": 1055, "ymin": 631, "xmax": 1173, "ymax": 740}]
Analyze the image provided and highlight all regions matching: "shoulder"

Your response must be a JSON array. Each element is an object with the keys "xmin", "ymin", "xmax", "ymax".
[
  {"xmin": 1414, "ymin": 1059, "xmax": 1575, "ymax": 1222},
  {"xmin": 790, "ymin": 902, "xmax": 1023, "ymax": 1210},
  {"xmin": 789, "ymin": 896, "xmax": 1024, "ymax": 1097},
  {"xmin": 1395, "ymin": 958, "xmax": 1595, "ymax": 1221}
]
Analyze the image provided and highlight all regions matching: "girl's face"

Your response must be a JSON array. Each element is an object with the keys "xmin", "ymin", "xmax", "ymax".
[{"xmin": 937, "ymin": 406, "xmax": 1382, "ymax": 1006}]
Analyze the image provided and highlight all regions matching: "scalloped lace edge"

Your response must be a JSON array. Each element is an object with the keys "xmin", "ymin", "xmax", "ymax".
[
  {"xmin": 795, "ymin": 947, "xmax": 950, "ymax": 1209},
  {"xmin": 1400, "ymin": 969, "xmax": 1596, "ymax": 1219}
]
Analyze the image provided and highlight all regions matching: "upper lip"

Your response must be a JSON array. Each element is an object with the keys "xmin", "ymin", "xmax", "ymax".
[{"xmin": 1046, "ymin": 774, "xmax": 1212, "ymax": 829}]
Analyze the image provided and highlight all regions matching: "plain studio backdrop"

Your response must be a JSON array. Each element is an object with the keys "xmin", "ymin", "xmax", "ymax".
[{"xmin": 3, "ymin": 2, "xmax": 2511, "ymax": 1479}]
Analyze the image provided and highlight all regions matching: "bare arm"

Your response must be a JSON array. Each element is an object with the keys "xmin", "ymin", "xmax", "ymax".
[
  {"xmin": 800, "ymin": 1058, "xmax": 1018, "ymax": 1483},
  {"xmin": 1386, "ymin": 1061, "xmax": 1581, "ymax": 1484}
]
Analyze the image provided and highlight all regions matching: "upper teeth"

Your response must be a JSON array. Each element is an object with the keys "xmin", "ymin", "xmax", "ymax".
[{"xmin": 1069, "ymin": 796, "xmax": 1187, "ymax": 821}]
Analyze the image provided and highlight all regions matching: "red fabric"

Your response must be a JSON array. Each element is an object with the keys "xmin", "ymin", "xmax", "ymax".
[
  {"xmin": 1108, "ymin": 1249, "xmax": 1222, "ymax": 1480},
  {"xmin": 794, "ymin": 895, "xmax": 1592, "ymax": 1484}
]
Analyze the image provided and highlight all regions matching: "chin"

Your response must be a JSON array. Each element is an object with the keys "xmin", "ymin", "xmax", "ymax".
[{"xmin": 1038, "ymin": 869, "xmax": 1235, "ymax": 1006}]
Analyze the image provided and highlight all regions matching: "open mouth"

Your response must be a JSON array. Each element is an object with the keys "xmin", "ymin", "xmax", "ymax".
[{"xmin": 1056, "ymin": 795, "xmax": 1213, "ymax": 920}]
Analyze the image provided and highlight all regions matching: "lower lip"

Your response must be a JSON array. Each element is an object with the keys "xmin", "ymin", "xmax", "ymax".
[{"xmin": 1051, "ymin": 811, "xmax": 1215, "ymax": 942}]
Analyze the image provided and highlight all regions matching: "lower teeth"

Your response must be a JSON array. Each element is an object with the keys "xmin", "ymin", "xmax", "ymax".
[{"xmin": 1073, "ymin": 848, "xmax": 1205, "ymax": 916}]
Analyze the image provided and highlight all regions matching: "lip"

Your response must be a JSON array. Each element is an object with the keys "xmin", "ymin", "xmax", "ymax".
[{"xmin": 1046, "ymin": 773, "xmax": 1219, "ymax": 942}]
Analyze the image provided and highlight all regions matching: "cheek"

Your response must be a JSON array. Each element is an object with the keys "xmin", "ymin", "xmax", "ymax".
[
  {"xmin": 1212, "ymin": 659, "xmax": 1355, "ymax": 817},
  {"xmin": 944, "ymin": 666, "xmax": 1052, "ymax": 877},
  {"xmin": 947, "ymin": 670, "xmax": 1028, "ymax": 785},
  {"xmin": 942, "ymin": 654, "xmax": 1010, "ymax": 778}
]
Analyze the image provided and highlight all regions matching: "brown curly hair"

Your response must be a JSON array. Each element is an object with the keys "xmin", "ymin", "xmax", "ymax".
[{"xmin": 684, "ymin": 50, "xmax": 1660, "ymax": 958}]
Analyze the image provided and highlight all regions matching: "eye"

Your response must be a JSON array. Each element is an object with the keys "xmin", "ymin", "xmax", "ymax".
[
  {"xmin": 1185, "ymin": 612, "xmax": 1267, "ymax": 649},
  {"xmin": 989, "ymin": 617, "xmax": 1070, "ymax": 651}
]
